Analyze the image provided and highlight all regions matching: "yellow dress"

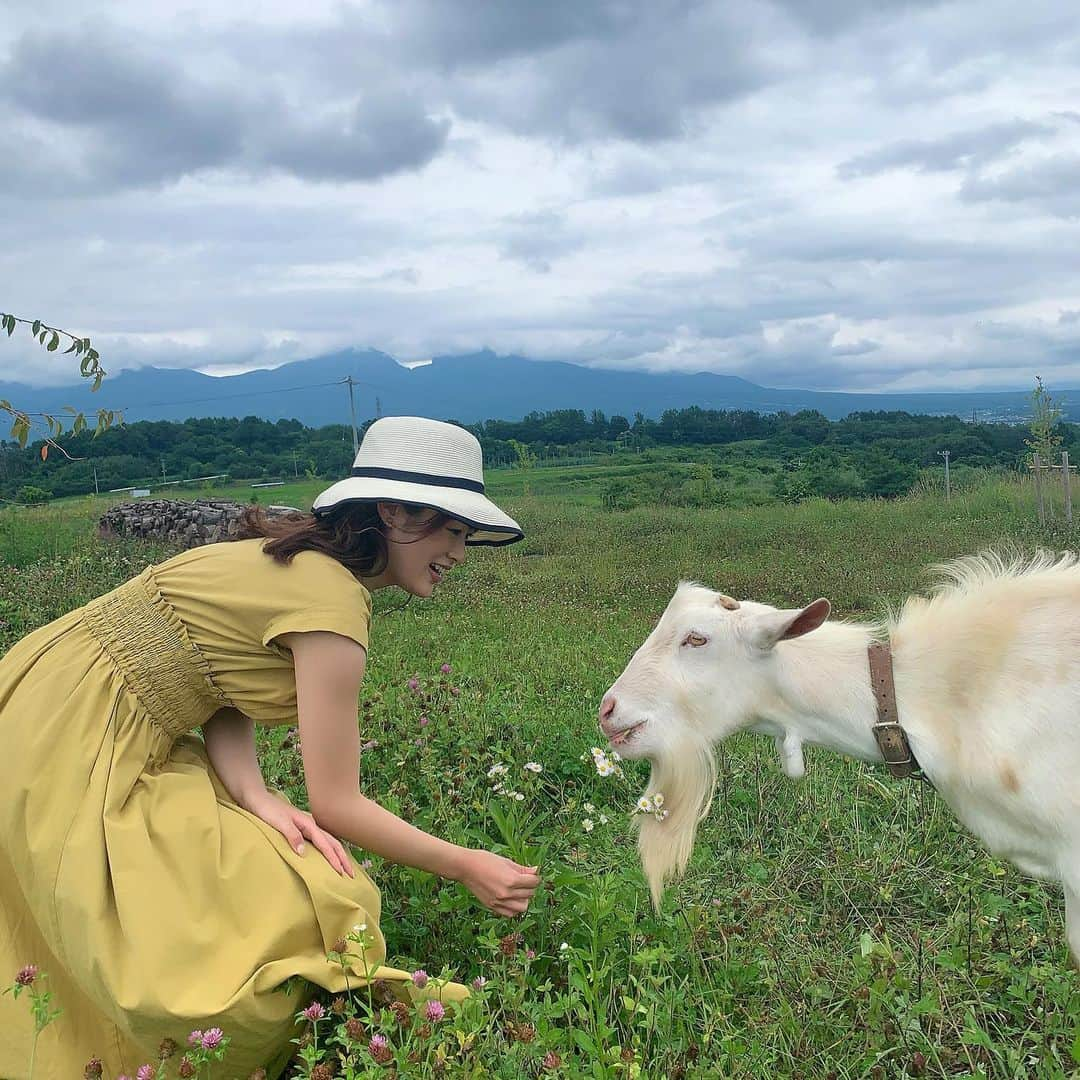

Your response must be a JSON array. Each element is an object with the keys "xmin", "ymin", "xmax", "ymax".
[{"xmin": 0, "ymin": 539, "xmax": 464, "ymax": 1079}]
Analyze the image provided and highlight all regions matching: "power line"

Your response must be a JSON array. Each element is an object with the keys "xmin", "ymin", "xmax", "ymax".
[
  {"xmin": 8, "ymin": 374, "xmax": 391, "ymax": 422},
  {"xmin": 127, "ymin": 379, "xmax": 343, "ymax": 411},
  {"xmin": 100, "ymin": 376, "xmax": 389, "ymax": 416}
]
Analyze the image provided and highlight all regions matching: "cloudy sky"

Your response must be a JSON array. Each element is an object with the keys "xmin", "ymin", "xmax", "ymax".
[{"xmin": 1, "ymin": 0, "xmax": 1078, "ymax": 393}]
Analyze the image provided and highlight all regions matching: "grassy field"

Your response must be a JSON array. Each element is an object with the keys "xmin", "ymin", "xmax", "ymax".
[{"xmin": 1, "ymin": 476, "xmax": 1078, "ymax": 1078}]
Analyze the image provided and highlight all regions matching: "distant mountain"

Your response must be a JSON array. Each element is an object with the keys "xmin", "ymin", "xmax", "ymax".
[{"xmin": 0, "ymin": 348, "xmax": 1068, "ymax": 427}]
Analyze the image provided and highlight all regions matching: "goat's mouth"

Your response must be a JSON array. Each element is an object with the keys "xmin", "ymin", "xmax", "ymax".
[{"xmin": 608, "ymin": 720, "xmax": 647, "ymax": 747}]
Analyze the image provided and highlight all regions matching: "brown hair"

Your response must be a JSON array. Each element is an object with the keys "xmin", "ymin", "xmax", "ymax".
[{"xmin": 233, "ymin": 503, "xmax": 451, "ymax": 579}]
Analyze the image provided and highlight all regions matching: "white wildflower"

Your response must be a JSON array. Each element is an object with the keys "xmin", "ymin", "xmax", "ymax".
[
  {"xmin": 583, "ymin": 803, "xmax": 595, "ymax": 814},
  {"xmin": 584, "ymin": 745, "xmax": 622, "ymax": 778},
  {"xmin": 514, "ymin": 792, "xmax": 525, "ymax": 802},
  {"xmin": 632, "ymin": 791, "xmax": 669, "ymax": 823},
  {"xmin": 582, "ymin": 819, "xmax": 594, "ymax": 832},
  {"xmin": 487, "ymin": 763, "xmax": 509, "ymax": 779},
  {"xmin": 523, "ymin": 762, "xmax": 543, "ymax": 773},
  {"xmin": 599, "ymin": 814, "xmax": 608, "ymax": 825}
]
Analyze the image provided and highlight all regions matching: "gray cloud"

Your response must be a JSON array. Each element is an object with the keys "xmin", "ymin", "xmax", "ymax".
[
  {"xmin": 256, "ymin": 94, "xmax": 450, "ymax": 182},
  {"xmin": 959, "ymin": 153, "xmax": 1080, "ymax": 218},
  {"xmin": 398, "ymin": 1, "xmax": 786, "ymax": 143},
  {"xmin": 0, "ymin": 23, "xmax": 450, "ymax": 194},
  {"xmin": 837, "ymin": 119, "xmax": 1055, "ymax": 178},
  {"xmin": 772, "ymin": 0, "xmax": 946, "ymax": 36},
  {"xmin": 1, "ymin": 28, "xmax": 245, "ymax": 190},
  {"xmin": 384, "ymin": 0, "xmax": 625, "ymax": 68},
  {"xmin": 497, "ymin": 210, "xmax": 585, "ymax": 272}
]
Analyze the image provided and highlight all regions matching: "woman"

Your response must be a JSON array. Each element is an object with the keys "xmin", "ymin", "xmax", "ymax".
[{"xmin": 0, "ymin": 416, "xmax": 540, "ymax": 1078}]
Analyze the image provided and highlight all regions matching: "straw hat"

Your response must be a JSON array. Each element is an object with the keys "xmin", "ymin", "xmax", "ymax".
[{"xmin": 312, "ymin": 416, "xmax": 523, "ymax": 546}]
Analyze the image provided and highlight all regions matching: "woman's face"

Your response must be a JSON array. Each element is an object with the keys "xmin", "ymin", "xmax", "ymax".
[{"xmin": 378, "ymin": 504, "xmax": 473, "ymax": 597}]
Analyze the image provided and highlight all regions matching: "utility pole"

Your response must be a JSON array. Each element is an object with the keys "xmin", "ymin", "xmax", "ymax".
[
  {"xmin": 1062, "ymin": 450, "xmax": 1073, "ymax": 526},
  {"xmin": 92, "ymin": 464, "xmax": 99, "ymax": 497},
  {"xmin": 292, "ymin": 450, "xmax": 299, "ymax": 478},
  {"xmin": 938, "ymin": 449, "xmax": 951, "ymax": 501},
  {"xmin": 161, "ymin": 457, "xmax": 167, "ymax": 485},
  {"xmin": 343, "ymin": 377, "xmax": 359, "ymax": 457}
]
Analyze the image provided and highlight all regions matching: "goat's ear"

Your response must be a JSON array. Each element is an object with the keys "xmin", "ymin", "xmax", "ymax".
[{"xmin": 743, "ymin": 598, "xmax": 831, "ymax": 651}]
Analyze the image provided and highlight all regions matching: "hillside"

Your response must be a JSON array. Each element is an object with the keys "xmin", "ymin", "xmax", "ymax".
[{"xmin": 1, "ymin": 348, "xmax": 1066, "ymax": 427}]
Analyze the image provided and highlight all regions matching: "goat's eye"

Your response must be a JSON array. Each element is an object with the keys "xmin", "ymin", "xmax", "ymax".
[{"xmin": 682, "ymin": 632, "xmax": 708, "ymax": 648}]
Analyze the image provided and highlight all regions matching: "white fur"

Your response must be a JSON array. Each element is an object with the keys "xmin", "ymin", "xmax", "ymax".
[{"xmin": 600, "ymin": 552, "xmax": 1080, "ymax": 963}]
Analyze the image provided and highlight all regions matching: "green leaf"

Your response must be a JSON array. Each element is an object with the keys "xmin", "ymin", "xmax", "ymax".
[
  {"xmin": 572, "ymin": 1029, "xmax": 598, "ymax": 1056},
  {"xmin": 47, "ymin": 331, "xmax": 59, "ymax": 351},
  {"xmin": 31, "ymin": 320, "xmax": 40, "ymax": 335}
]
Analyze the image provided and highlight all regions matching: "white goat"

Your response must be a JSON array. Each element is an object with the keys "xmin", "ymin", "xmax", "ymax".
[{"xmin": 599, "ymin": 551, "xmax": 1080, "ymax": 962}]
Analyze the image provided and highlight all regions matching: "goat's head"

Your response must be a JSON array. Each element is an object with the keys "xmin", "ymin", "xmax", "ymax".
[{"xmin": 599, "ymin": 581, "xmax": 830, "ymax": 906}]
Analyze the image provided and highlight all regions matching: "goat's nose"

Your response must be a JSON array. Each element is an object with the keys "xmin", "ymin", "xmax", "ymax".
[{"xmin": 598, "ymin": 694, "xmax": 616, "ymax": 733}]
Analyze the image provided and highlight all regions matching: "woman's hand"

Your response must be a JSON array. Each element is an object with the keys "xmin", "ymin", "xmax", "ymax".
[
  {"xmin": 244, "ymin": 791, "xmax": 355, "ymax": 878},
  {"xmin": 455, "ymin": 850, "xmax": 541, "ymax": 917}
]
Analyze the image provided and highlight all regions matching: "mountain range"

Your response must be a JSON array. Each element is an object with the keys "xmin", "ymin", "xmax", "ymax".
[{"xmin": 2, "ymin": 349, "xmax": 1067, "ymax": 428}]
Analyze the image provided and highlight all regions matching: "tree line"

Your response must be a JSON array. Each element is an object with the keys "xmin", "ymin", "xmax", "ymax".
[{"xmin": 0, "ymin": 406, "xmax": 1071, "ymax": 504}]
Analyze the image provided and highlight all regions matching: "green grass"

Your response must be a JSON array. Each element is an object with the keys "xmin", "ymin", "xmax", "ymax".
[
  {"xmin": 1, "ymin": 477, "xmax": 1078, "ymax": 1078},
  {"xmin": 28, "ymin": 443, "xmax": 780, "ymax": 520}
]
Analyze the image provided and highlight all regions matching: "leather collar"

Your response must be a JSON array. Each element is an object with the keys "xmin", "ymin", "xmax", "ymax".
[{"xmin": 867, "ymin": 640, "xmax": 924, "ymax": 780}]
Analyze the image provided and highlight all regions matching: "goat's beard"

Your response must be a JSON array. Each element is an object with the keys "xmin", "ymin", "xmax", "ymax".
[{"xmin": 636, "ymin": 731, "xmax": 717, "ymax": 909}]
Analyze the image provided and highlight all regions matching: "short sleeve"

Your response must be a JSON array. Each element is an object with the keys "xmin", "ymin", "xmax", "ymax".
[{"xmin": 260, "ymin": 551, "xmax": 372, "ymax": 652}]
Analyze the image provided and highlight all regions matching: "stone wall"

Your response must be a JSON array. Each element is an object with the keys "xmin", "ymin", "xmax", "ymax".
[{"xmin": 98, "ymin": 499, "xmax": 301, "ymax": 549}]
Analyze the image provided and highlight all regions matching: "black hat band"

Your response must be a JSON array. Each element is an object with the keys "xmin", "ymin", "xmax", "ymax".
[{"xmin": 349, "ymin": 466, "xmax": 485, "ymax": 494}]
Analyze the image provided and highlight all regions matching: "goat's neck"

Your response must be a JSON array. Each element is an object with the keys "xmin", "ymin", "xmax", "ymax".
[{"xmin": 750, "ymin": 622, "xmax": 883, "ymax": 770}]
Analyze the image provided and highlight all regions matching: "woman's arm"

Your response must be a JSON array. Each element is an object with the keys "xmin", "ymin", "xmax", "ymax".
[
  {"xmin": 202, "ymin": 707, "xmax": 269, "ymax": 811},
  {"xmin": 282, "ymin": 630, "xmax": 541, "ymax": 917},
  {"xmin": 202, "ymin": 706, "xmax": 353, "ymax": 876}
]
